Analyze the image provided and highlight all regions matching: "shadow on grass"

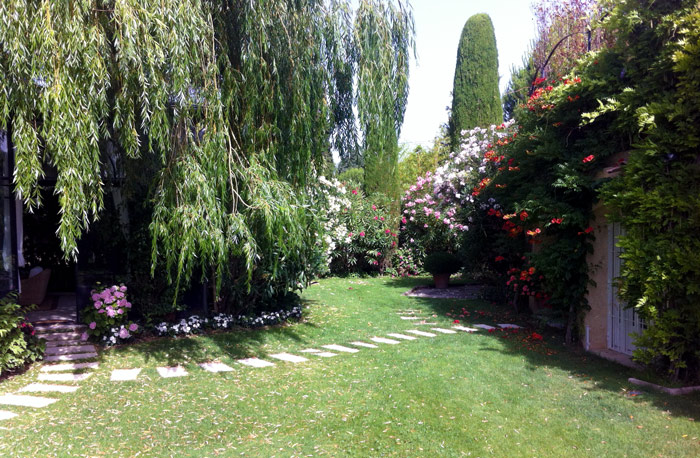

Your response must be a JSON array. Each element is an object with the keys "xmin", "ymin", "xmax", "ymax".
[
  {"xmin": 100, "ymin": 299, "xmax": 322, "ymax": 367},
  {"xmin": 383, "ymin": 275, "xmax": 700, "ymax": 420}
]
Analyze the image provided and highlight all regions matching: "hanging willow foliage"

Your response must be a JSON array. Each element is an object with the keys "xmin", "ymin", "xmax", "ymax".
[{"xmin": 0, "ymin": 0, "xmax": 414, "ymax": 299}]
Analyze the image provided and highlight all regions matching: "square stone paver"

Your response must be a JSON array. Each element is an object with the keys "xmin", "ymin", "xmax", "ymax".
[
  {"xmin": 38, "ymin": 373, "xmax": 92, "ymax": 382},
  {"xmin": 0, "ymin": 410, "xmax": 18, "ymax": 420},
  {"xmin": 349, "ymin": 341, "xmax": 378, "ymax": 349},
  {"xmin": 0, "ymin": 394, "xmax": 57, "ymax": 408},
  {"xmin": 156, "ymin": 366, "xmax": 188, "ymax": 378},
  {"xmin": 370, "ymin": 337, "xmax": 401, "ymax": 345},
  {"xmin": 41, "ymin": 362, "xmax": 99, "ymax": 372},
  {"xmin": 453, "ymin": 326, "xmax": 479, "ymax": 333},
  {"xmin": 406, "ymin": 330, "xmax": 437, "ymax": 337},
  {"xmin": 110, "ymin": 369, "xmax": 142, "ymax": 381},
  {"xmin": 498, "ymin": 324, "xmax": 522, "ymax": 329},
  {"xmin": 198, "ymin": 362, "xmax": 233, "ymax": 373},
  {"xmin": 322, "ymin": 344, "xmax": 360, "ymax": 353},
  {"xmin": 430, "ymin": 328, "xmax": 457, "ymax": 334},
  {"xmin": 44, "ymin": 353, "xmax": 98, "ymax": 362},
  {"xmin": 387, "ymin": 333, "xmax": 417, "ymax": 341},
  {"xmin": 269, "ymin": 353, "xmax": 308, "ymax": 363},
  {"xmin": 474, "ymin": 324, "xmax": 496, "ymax": 330},
  {"xmin": 237, "ymin": 358, "xmax": 275, "ymax": 368},
  {"xmin": 20, "ymin": 383, "xmax": 79, "ymax": 393},
  {"xmin": 313, "ymin": 352, "xmax": 337, "ymax": 357},
  {"xmin": 399, "ymin": 316, "xmax": 420, "ymax": 320}
]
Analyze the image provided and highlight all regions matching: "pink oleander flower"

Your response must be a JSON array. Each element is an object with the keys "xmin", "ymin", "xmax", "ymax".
[
  {"xmin": 372, "ymin": 205, "xmax": 377, "ymax": 210},
  {"xmin": 129, "ymin": 323, "xmax": 138, "ymax": 332},
  {"xmin": 89, "ymin": 322, "xmax": 97, "ymax": 330},
  {"xmin": 119, "ymin": 328, "xmax": 130, "ymax": 339},
  {"xmin": 117, "ymin": 308, "xmax": 124, "ymax": 314},
  {"xmin": 120, "ymin": 285, "xmax": 127, "ymax": 292},
  {"xmin": 106, "ymin": 307, "xmax": 116, "ymax": 318},
  {"xmin": 125, "ymin": 302, "xmax": 132, "ymax": 308},
  {"xmin": 91, "ymin": 294, "xmax": 100, "ymax": 301},
  {"xmin": 359, "ymin": 231, "xmax": 365, "ymax": 237}
]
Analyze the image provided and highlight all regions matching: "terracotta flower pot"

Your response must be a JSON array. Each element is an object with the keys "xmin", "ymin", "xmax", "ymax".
[{"xmin": 433, "ymin": 273, "xmax": 451, "ymax": 289}]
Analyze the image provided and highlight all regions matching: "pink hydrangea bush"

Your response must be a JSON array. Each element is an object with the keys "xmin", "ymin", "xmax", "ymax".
[{"xmin": 81, "ymin": 284, "xmax": 139, "ymax": 345}]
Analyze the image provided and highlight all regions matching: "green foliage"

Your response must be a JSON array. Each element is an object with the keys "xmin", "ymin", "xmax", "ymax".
[
  {"xmin": 448, "ymin": 14, "xmax": 502, "ymax": 148},
  {"xmin": 1, "ymin": 1, "xmax": 415, "ymax": 311},
  {"xmin": 0, "ymin": 294, "xmax": 44, "ymax": 375},
  {"xmin": 599, "ymin": 1, "xmax": 700, "ymax": 380},
  {"xmin": 397, "ymin": 134, "xmax": 449, "ymax": 193},
  {"xmin": 423, "ymin": 251, "xmax": 461, "ymax": 276},
  {"xmin": 337, "ymin": 168, "xmax": 365, "ymax": 190}
]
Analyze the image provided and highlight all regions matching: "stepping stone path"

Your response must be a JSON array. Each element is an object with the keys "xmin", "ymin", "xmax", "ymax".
[
  {"xmin": 41, "ymin": 362, "xmax": 99, "ymax": 372},
  {"xmin": 237, "ymin": 358, "xmax": 275, "ymax": 368},
  {"xmin": 322, "ymin": 344, "xmax": 359, "ymax": 353},
  {"xmin": 111, "ymin": 369, "xmax": 142, "ymax": 381},
  {"xmin": 386, "ymin": 333, "xmax": 417, "ymax": 341},
  {"xmin": 0, "ymin": 394, "xmax": 57, "ymax": 408},
  {"xmin": 2, "ymin": 312, "xmax": 497, "ymax": 422},
  {"xmin": 349, "ymin": 341, "xmax": 378, "ymax": 349},
  {"xmin": 20, "ymin": 384, "xmax": 79, "ymax": 394},
  {"xmin": 498, "ymin": 324, "xmax": 522, "ymax": 329},
  {"xmin": 270, "ymin": 353, "xmax": 308, "ymax": 363},
  {"xmin": 370, "ymin": 337, "xmax": 401, "ymax": 345},
  {"xmin": 199, "ymin": 362, "xmax": 233, "ymax": 373},
  {"xmin": 156, "ymin": 366, "xmax": 188, "ymax": 378},
  {"xmin": 38, "ymin": 373, "xmax": 91, "ymax": 382},
  {"xmin": 406, "ymin": 330, "xmax": 436, "ymax": 337}
]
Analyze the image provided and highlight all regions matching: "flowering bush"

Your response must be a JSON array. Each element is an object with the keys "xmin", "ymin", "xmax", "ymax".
[
  {"xmin": 0, "ymin": 294, "xmax": 44, "ymax": 375},
  {"xmin": 317, "ymin": 175, "xmax": 399, "ymax": 274},
  {"xmin": 153, "ymin": 306, "xmax": 302, "ymax": 336},
  {"xmin": 81, "ymin": 284, "xmax": 139, "ymax": 343}
]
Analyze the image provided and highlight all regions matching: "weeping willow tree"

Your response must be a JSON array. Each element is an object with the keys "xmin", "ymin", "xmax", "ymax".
[{"xmin": 0, "ymin": 0, "xmax": 414, "ymax": 309}]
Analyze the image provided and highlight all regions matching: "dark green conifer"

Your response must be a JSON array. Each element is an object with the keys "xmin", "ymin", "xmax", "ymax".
[{"xmin": 449, "ymin": 14, "xmax": 502, "ymax": 149}]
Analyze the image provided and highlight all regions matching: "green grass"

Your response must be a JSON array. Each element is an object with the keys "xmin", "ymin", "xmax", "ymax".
[{"xmin": 1, "ymin": 276, "xmax": 699, "ymax": 456}]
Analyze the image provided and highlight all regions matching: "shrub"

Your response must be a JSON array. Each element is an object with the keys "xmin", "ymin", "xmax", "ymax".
[
  {"xmin": 0, "ymin": 294, "xmax": 44, "ymax": 375},
  {"xmin": 81, "ymin": 284, "xmax": 140, "ymax": 345},
  {"xmin": 424, "ymin": 252, "xmax": 462, "ymax": 276}
]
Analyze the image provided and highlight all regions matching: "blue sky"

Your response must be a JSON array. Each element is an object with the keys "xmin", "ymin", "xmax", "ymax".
[{"xmin": 398, "ymin": 0, "xmax": 537, "ymax": 149}]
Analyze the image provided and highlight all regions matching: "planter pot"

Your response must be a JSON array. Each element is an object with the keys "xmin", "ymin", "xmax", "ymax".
[{"xmin": 433, "ymin": 273, "xmax": 451, "ymax": 289}]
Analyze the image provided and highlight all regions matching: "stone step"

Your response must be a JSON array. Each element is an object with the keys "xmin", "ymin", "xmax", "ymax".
[
  {"xmin": 349, "ymin": 341, "xmax": 378, "ymax": 349},
  {"xmin": 34, "ymin": 323, "xmax": 86, "ymax": 333},
  {"xmin": 0, "ymin": 394, "xmax": 57, "ymax": 408},
  {"xmin": 269, "ymin": 353, "xmax": 308, "ymax": 363},
  {"xmin": 20, "ymin": 383, "xmax": 79, "ymax": 393},
  {"xmin": 406, "ymin": 330, "xmax": 437, "ymax": 337},
  {"xmin": 46, "ymin": 340, "xmax": 83, "ymax": 347},
  {"xmin": 41, "ymin": 362, "xmax": 99, "ymax": 372},
  {"xmin": 45, "ymin": 345, "xmax": 96, "ymax": 356},
  {"xmin": 237, "ymin": 358, "xmax": 274, "ymax": 368},
  {"xmin": 430, "ymin": 328, "xmax": 457, "ymax": 334},
  {"xmin": 38, "ymin": 332, "xmax": 82, "ymax": 341},
  {"xmin": 387, "ymin": 333, "xmax": 417, "ymax": 341},
  {"xmin": 453, "ymin": 325, "xmax": 479, "ymax": 333},
  {"xmin": 156, "ymin": 366, "xmax": 188, "ymax": 378},
  {"xmin": 370, "ymin": 337, "xmax": 401, "ymax": 345},
  {"xmin": 44, "ymin": 352, "xmax": 98, "ymax": 362},
  {"xmin": 198, "ymin": 362, "xmax": 233, "ymax": 373}
]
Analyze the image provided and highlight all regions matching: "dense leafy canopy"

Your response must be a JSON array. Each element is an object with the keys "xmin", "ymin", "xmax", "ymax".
[{"xmin": 0, "ymin": 1, "xmax": 414, "ymax": 304}]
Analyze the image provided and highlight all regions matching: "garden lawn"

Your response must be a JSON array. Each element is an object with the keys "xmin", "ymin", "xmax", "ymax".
[{"xmin": 1, "ymin": 276, "xmax": 699, "ymax": 457}]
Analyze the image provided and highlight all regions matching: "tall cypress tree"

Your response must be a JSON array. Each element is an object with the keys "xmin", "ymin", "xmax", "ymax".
[{"xmin": 449, "ymin": 14, "xmax": 502, "ymax": 149}]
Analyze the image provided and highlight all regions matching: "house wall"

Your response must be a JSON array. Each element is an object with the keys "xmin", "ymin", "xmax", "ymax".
[{"xmin": 584, "ymin": 203, "xmax": 609, "ymax": 351}]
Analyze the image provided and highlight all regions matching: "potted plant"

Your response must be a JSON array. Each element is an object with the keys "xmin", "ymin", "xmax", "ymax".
[{"xmin": 423, "ymin": 251, "xmax": 462, "ymax": 289}]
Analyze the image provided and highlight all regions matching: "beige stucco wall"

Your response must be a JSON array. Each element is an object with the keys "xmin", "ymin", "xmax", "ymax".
[{"xmin": 584, "ymin": 203, "xmax": 609, "ymax": 351}]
